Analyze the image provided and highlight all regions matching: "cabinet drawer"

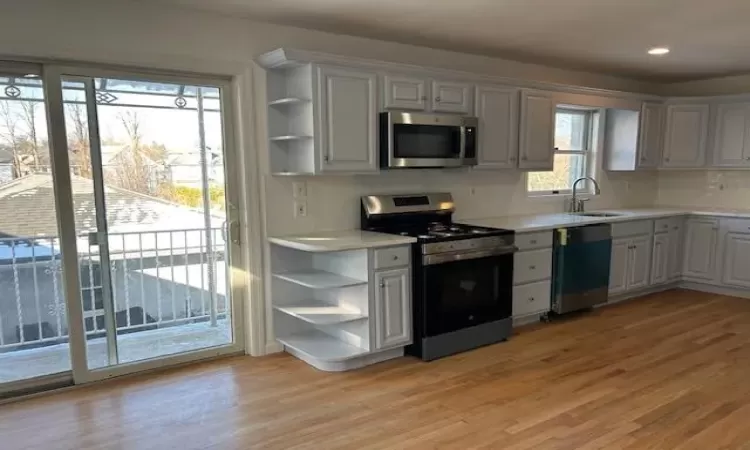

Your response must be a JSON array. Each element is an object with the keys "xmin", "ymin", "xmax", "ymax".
[
  {"xmin": 513, "ymin": 280, "xmax": 551, "ymax": 317},
  {"xmin": 722, "ymin": 218, "xmax": 750, "ymax": 234},
  {"xmin": 373, "ymin": 246, "xmax": 410, "ymax": 269},
  {"xmin": 515, "ymin": 231, "xmax": 552, "ymax": 251},
  {"xmin": 612, "ymin": 220, "xmax": 653, "ymax": 238},
  {"xmin": 513, "ymin": 248, "xmax": 552, "ymax": 285},
  {"xmin": 654, "ymin": 217, "xmax": 683, "ymax": 234}
]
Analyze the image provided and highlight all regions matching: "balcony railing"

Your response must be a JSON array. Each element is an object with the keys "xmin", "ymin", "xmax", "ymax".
[{"xmin": 0, "ymin": 227, "xmax": 227, "ymax": 352}]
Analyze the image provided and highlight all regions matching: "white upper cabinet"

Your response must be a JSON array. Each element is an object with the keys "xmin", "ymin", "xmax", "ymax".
[
  {"xmin": 382, "ymin": 74, "xmax": 473, "ymax": 114},
  {"xmin": 383, "ymin": 74, "xmax": 427, "ymax": 111},
  {"xmin": 317, "ymin": 65, "xmax": 378, "ymax": 173},
  {"xmin": 712, "ymin": 102, "xmax": 750, "ymax": 167},
  {"xmin": 662, "ymin": 103, "xmax": 710, "ymax": 168},
  {"xmin": 431, "ymin": 80, "xmax": 473, "ymax": 114},
  {"xmin": 518, "ymin": 89, "xmax": 556, "ymax": 170},
  {"xmin": 637, "ymin": 102, "xmax": 663, "ymax": 168},
  {"xmin": 474, "ymin": 85, "xmax": 519, "ymax": 169}
]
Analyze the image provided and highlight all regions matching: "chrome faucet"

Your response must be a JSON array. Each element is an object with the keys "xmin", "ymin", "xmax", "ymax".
[{"xmin": 568, "ymin": 177, "xmax": 601, "ymax": 213}]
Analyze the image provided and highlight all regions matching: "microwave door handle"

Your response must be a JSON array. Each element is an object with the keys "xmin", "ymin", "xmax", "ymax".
[{"xmin": 459, "ymin": 125, "xmax": 466, "ymax": 160}]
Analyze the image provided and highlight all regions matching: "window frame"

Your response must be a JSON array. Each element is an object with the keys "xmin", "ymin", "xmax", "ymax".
[{"xmin": 526, "ymin": 106, "xmax": 598, "ymax": 197}]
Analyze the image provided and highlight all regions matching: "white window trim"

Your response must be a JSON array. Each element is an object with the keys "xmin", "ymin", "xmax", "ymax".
[{"xmin": 526, "ymin": 107, "xmax": 600, "ymax": 197}]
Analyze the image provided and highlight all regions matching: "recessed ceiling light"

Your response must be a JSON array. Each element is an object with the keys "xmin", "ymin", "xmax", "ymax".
[{"xmin": 648, "ymin": 47, "xmax": 670, "ymax": 56}]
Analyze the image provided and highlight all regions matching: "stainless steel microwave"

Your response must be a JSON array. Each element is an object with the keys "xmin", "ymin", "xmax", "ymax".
[{"xmin": 379, "ymin": 112, "xmax": 478, "ymax": 169}]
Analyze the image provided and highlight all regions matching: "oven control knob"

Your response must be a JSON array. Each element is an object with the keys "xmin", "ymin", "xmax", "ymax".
[{"xmin": 469, "ymin": 315, "xmax": 474, "ymax": 321}]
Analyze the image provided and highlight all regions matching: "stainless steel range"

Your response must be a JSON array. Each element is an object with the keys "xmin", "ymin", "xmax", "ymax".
[{"xmin": 361, "ymin": 192, "xmax": 516, "ymax": 361}]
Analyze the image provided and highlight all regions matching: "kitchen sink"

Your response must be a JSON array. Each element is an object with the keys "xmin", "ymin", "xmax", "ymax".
[{"xmin": 573, "ymin": 212, "xmax": 623, "ymax": 217}]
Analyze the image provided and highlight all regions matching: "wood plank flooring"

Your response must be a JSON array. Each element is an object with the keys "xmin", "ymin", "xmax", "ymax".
[{"xmin": 4, "ymin": 289, "xmax": 750, "ymax": 449}]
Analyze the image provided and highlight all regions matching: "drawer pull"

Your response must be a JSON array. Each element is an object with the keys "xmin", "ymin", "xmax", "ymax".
[
  {"xmin": 530, "ymin": 240, "xmax": 537, "ymax": 244},
  {"xmin": 529, "ymin": 265, "xmax": 536, "ymax": 270},
  {"xmin": 392, "ymin": 255, "xmax": 399, "ymax": 260},
  {"xmin": 529, "ymin": 297, "xmax": 535, "ymax": 302}
]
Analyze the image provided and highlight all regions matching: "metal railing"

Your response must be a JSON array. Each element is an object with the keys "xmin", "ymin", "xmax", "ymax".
[{"xmin": 0, "ymin": 227, "xmax": 227, "ymax": 351}]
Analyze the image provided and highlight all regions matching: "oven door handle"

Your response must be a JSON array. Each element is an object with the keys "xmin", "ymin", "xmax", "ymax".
[{"xmin": 423, "ymin": 245, "xmax": 518, "ymax": 265}]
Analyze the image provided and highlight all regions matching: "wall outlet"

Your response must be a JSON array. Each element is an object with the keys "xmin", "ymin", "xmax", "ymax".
[
  {"xmin": 294, "ymin": 200, "xmax": 308, "ymax": 218},
  {"xmin": 292, "ymin": 181, "xmax": 307, "ymax": 198}
]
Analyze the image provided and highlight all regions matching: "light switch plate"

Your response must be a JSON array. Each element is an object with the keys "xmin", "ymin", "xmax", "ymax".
[{"xmin": 292, "ymin": 181, "xmax": 307, "ymax": 198}]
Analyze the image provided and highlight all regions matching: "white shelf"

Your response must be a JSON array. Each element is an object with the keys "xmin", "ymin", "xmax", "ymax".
[
  {"xmin": 268, "ymin": 97, "xmax": 310, "ymax": 107},
  {"xmin": 273, "ymin": 270, "xmax": 367, "ymax": 289},
  {"xmin": 277, "ymin": 330, "xmax": 368, "ymax": 362},
  {"xmin": 269, "ymin": 135, "xmax": 312, "ymax": 142},
  {"xmin": 274, "ymin": 302, "xmax": 367, "ymax": 325}
]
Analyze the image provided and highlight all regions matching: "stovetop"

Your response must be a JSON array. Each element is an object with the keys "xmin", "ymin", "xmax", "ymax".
[{"xmin": 372, "ymin": 222, "xmax": 513, "ymax": 243}]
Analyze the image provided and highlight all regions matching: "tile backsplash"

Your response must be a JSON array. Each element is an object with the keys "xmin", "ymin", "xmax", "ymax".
[
  {"xmin": 264, "ymin": 169, "xmax": 659, "ymax": 236},
  {"xmin": 656, "ymin": 170, "xmax": 750, "ymax": 209}
]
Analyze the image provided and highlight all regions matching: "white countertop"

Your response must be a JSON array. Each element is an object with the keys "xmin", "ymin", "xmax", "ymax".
[
  {"xmin": 268, "ymin": 230, "xmax": 417, "ymax": 252},
  {"xmin": 462, "ymin": 207, "xmax": 750, "ymax": 233}
]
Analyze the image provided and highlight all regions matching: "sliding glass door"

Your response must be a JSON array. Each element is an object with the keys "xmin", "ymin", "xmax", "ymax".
[
  {"xmin": 0, "ymin": 63, "xmax": 74, "ymax": 393},
  {"xmin": 0, "ymin": 62, "xmax": 243, "ymax": 394}
]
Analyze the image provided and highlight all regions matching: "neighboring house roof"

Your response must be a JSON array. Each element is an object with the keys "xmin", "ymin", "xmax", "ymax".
[{"xmin": 0, "ymin": 173, "xmax": 224, "ymax": 238}]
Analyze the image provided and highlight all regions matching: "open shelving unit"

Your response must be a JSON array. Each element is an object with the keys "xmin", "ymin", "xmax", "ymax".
[
  {"xmin": 270, "ymin": 245, "xmax": 372, "ymax": 370},
  {"xmin": 265, "ymin": 63, "xmax": 318, "ymax": 175}
]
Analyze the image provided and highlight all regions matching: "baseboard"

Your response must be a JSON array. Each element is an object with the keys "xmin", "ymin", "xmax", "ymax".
[
  {"xmin": 605, "ymin": 281, "xmax": 679, "ymax": 305},
  {"xmin": 513, "ymin": 312, "xmax": 546, "ymax": 327},
  {"xmin": 265, "ymin": 341, "xmax": 283, "ymax": 355},
  {"xmin": 679, "ymin": 281, "xmax": 750, "ymax": 299}
]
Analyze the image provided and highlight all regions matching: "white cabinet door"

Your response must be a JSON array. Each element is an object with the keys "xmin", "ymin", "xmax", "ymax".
[
  {"xmin": 662, "ymin": 104, "xmax": 709, "ymax": 168},
  {"xmin": 667, "ymin": 224, "xmax": 684, "ymax": 281},
  {"xmin": 374, "ymin": 268, "xmax": 412, "ymax": 350},
  {"xmin": 431, "ymin": 80, "xmax": 473, "ymax": 114},
  {"xmin": 628, "ymin": 236, "xmax": 652, "ymax": 290},
  {"xmin": 712, "ymin": 103, "xmax": 750, "ymax": 167},
  {"xmin": 721, "ymin": 232, "xmax": 750, "ymax": 288},
  {"xmin": 518, "ymin": 90, "xmax": 556, "ymax": 170},
  {"xmin": 683, "ymin": 218, "xmax": 719, "ymax": 281},
  {"xmin": 637, "ymin": 102, "xmax": 663, "ymax": 168},
  {"xmin": 318, "ymin": 66, "xmax": 378, "ymax": 172},
  {"xmin": 383, "ymin": 74, "xmax": 427, "ymax": 111},
  {"xmin": 474, "ymin": 85, "xmax": 519, "ymax": 169},
  {"xmin": 609, "ymin": 238, "xmax": 630, "ymax": 295},
  {"xmin": 651, "ymin": 233, "xmax": 669, "ymax": 285}
]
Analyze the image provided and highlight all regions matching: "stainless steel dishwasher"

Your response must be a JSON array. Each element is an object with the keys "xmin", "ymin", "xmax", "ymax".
[{"xmin": 550, "ymin": 224, "xmax": 612, "ymax": 315}]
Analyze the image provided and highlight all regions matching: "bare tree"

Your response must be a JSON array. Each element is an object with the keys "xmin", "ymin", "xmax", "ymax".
[
  {"xmin": 66, "ymin": 102, "xmax": 91, "ymax": 178},
  {"xmin": 0, "ymin": 100, "xmax": 26, "ymax": 178},
  {"xmin": 19, "ymin": 100, "xmax": 41, "ymax": 170}
]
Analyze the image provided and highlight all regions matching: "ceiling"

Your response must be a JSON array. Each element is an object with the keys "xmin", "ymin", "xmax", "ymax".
[{"xmin": 151, "ymin": 0, "xmax": 750, "ymax": 82}]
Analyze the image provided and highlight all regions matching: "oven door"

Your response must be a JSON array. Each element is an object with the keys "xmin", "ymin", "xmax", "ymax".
[
  {"xmin": 382, "ymin": 112, "xmax": 476, "ymax": 168},
  {"xmin": 420, "ymin": 250, "xmax": 514, "ymax": 337}
]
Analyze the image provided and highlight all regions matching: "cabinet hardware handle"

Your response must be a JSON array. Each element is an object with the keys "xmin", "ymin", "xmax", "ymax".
[
  {"xmin": 521, "ymin": 156, "xmax": 528, "ymax": 161},
  {"xmin": 324, "ymin": 155, "xmax": 329, "ymax": 162},
  {"xmin": 380, "ymin": 281, "xmax": 385, "ymax": 288},
  {"xmin": 529, "ymin": 297, "xmax": 535, "ymax": 302},
  {"xmin": 421, "ymin": 95, "xmax": 427, "ymax": 101},
  {"xmin": 673, "ymin": 226, "xmax": 679, "ymax": 230},
  {"xmin": 435, "ymin": 96, "xmax": 441, "ymax": 102},
  {"xmin": 665, "ymin": 157, "xmax": 670, "ymax": 162},
  {"xmin": 530, "ymin": 240, "xmax": 537, "ymax": 244},
  {"xmin": 530, "ymin": 265, "xmax": 536, "ymax": 270},
  {"xmin": 392, "ymin": 255, "xmax": 399, "ymax": 260},
  {"xmin": 510, "ymin": 157, "xmax": 516, "ymax": 162}
]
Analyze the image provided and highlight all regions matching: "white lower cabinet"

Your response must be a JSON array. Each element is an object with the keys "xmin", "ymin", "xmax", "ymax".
[
  {"xmin": 373, "ymin": 268, "xmax": 411, "ymax": 350},
  {"xmin": 609, "ymin": 234, "xmax": 652, "ymax": 296},
  {"xmin": 512, "ymin": 232, "xmax": 553, "ymax": 321},
  {"xmin": 721, "ymin": 232, "xmax": 750, "ymax": 288},
  {"xmin": 513, "ymin": 280, "xmax": 551, "ymax": 317},
  {"xmin": 651, "ymin": 233, "xmax": 669, "ymax": 285},
  {"xmin": 683, "ymin": 218, "xmax": 720, "ymax": 282}
]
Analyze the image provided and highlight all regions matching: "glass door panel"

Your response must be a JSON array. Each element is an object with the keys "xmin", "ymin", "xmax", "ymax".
[
  {"xmin": 60, "ymin": 73, "xmax": 236, "ymax": 371},
  {"xmin": 0, "ymin": 68, "xmax": 74, "ymax": 388}
]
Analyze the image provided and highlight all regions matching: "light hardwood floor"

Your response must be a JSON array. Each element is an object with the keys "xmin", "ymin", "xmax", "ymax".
[{"xmin": 4, "ymin": 289, "xmax": 750, "ymax": 449}]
